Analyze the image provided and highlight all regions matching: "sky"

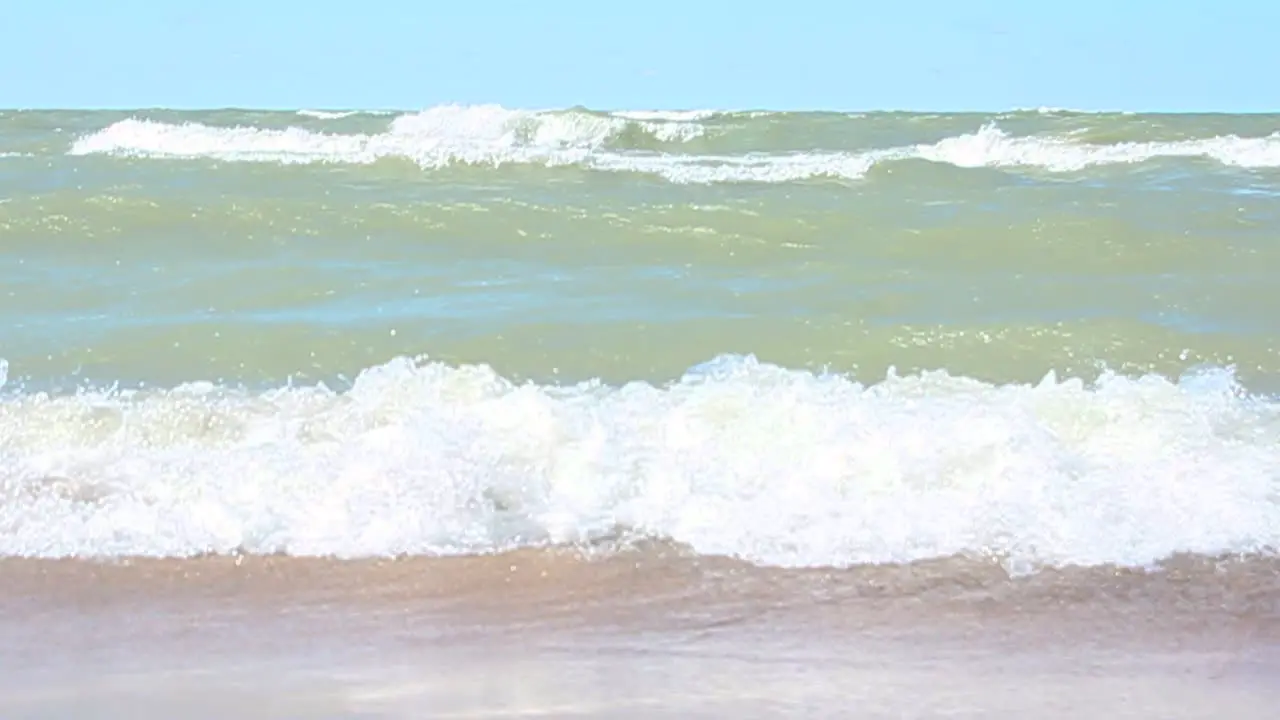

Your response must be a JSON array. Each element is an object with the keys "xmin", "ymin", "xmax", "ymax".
[{"xmin": 3, "ymin": 1, "xmax": 1276, "ymax": 112}]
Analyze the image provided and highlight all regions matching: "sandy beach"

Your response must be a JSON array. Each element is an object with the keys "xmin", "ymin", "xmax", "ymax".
[{"xmin": 2, "ymin": 549, "xmax": 1276, "ymax": 718}]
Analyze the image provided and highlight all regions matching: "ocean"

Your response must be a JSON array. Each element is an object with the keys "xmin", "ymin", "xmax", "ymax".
[{"xmin": 1, "ymin": 105, "xmax": 1278, "ymax": 718}]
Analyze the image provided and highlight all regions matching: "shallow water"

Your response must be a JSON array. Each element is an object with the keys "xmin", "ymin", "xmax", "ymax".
[{"xmin": 2, "ymin": 551, "xmax": 1278, "ymax": 718}]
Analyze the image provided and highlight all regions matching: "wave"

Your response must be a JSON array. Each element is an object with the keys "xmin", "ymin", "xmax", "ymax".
[
  {"xmin": 2, "ymin": 354, "xmax": 1277, "ymax": 571},
  {"xmin": 1006, "ymin": 107, "xmax": 1135, "ymax": 115},
  {"xmin": 917, "ymin": 123, "xmax": 1280, "ymax": 171},
  {"xmin": 596, "ymin": 123, "xmax": 1280, "ymax": 181},
  {"xmin": 66, "ymin": 105, "xmax": 1280, "ymax": 183},
  {"xmin": 608, "ymin": 109, "xmax": 724, "ymax": 122},
  {"xmin": 296, "ymin": 110, "xmax": 363, "ymax": 120},
  {"xmin": 70, "ymin": 104, "xmax": 705, "ymax": 167}
]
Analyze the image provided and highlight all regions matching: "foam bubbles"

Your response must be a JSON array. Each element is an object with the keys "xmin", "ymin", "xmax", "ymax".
[{"xmin": 2, "ymin": 355, "xmax": 1277, "ymax": 571}]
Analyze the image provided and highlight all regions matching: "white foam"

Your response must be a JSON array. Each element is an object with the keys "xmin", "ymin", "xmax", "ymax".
[
  {"xmin": 70, "ymin": 104, "xmax": 705, "ymax": 167},
  {"xmin": 918, "ymin": 123, "xmax": 1280, "ymax": 172},
  {"xmin": 609, "ymin": 109, "xmax": 722, "ymax": 122},
  {"xmin": 2, "ymin": 354, "xmax": 1277, "ymax": 571},
  {"xmin": 590, "ymin": 151, "xmax": 886, "ymax": 184},
  {"xmin": 296, "ymin": 110, "xmax": 361, "ymax": 120},
  {"xmin": 67, "ymin": 108, "xmax": 1280, "ymax": 183}
]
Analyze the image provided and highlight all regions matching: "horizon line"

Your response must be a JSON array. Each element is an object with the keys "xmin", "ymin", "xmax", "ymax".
[{"xmin": 3, "ymin": 103, "xmax": 1279, "ymax": 115}]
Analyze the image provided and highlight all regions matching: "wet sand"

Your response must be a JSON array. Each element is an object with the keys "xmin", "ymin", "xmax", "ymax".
[{"xmin": 2, "ymin": 549, "xmax": 1277, "ymax": 718}]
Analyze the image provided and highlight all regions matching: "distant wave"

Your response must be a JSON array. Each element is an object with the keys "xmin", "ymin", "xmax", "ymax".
[
  {"xmin": 608, "ymin": 109, "xmax": 724, "ymax": 122},
  {"xmin": 67, "ymin": 105, "xmax": 1280, "ymax": 184},
  {"xmin": 1006, "ymin": 107, "xmax": 1135, "ymax": 115},
  {"xmin": 296, "ymin": 109, "xmax": 396, "ymax": 120},
  {"xmin": 72, "ymin": 104, "xmax": 705, "ymax": 165},
  {"xmin": 914, "ymin": 123, "xmax": 1280, "ymax": 172},
  {"xmin": 296, "ymin": 110, "xmax": 361, "ymax": 120}
]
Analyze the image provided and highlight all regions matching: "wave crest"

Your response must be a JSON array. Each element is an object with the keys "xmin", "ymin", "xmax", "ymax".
[
  {"xmin": 70, "ymin": 104, "xmax": 705, "ymax": 167},
  {"xmin": 66, "ymin": 107, "xmax": 1280, "ymax": 183},
  {"xmin": 2, "ymin": 354, "xmax": 1277, "ymax": 571}
]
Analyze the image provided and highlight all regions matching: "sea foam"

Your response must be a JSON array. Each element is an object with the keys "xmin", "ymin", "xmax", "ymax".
[
  {"xmin": 71, "ymin": 104, "xmax": 705, "ymax": 168},
  {"xmin": 2, "ymin": 354, "xmax": 1276, "ymax": 571}
]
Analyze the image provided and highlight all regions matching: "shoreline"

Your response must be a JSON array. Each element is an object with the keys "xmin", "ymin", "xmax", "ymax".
[{"xmin": 2, "ymin": 552, "xmax": 1276, "ymax": 718}]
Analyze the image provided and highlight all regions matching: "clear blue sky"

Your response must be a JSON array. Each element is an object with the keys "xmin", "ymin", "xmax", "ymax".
[{"xmin": 3, "ymin": 1, "xmax": 1276, "ymax": 111}]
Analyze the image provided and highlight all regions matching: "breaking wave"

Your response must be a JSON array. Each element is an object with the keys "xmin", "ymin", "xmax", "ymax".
[
  {"xmin": 2, "ymin": 354, "xmax": 1277, "ymax": 572},
  {"xmin": 68, "ymin": 105, "xmax": 1280, "ymax": 184}
]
